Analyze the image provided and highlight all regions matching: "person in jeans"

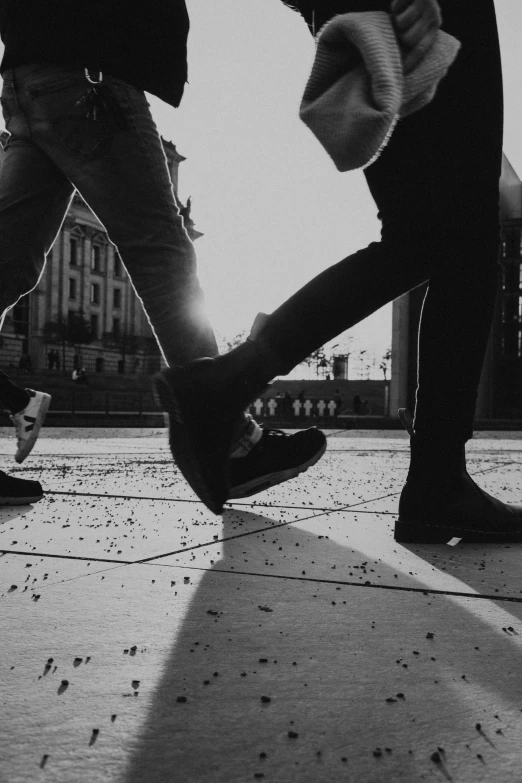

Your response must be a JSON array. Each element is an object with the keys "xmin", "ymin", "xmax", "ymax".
[
  {"xmin": 0, "ymin": 0, "xmax": 326, "ymax": 506},
  {"xmin": 157, "ymin": 0, "xmax": 522, "ymax": 541}
]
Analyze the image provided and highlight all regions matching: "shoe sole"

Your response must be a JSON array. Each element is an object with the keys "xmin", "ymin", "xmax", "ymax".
[
  {"xmin": 228, "ymin": 439, "xmax": 327, "ymax": 499},
  {"xmin": 0, "ymin": 493, "xmax": 43, "ymax": 505},
  {"xmin": 15, "ymin": 394, "xmax": 52, "ymax": 464},
  {"xmin": 154, "ymin": 371, "xmax": 227, "ymax": 515},
  {"xmin": 394, "ymin": 518, "xmax": 522, "ymax": 544}
]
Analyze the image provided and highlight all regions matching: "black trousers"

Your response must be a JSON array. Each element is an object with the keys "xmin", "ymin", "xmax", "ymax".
[
  {"xmin": 256, "ymin": 0, "xmax": 503, "ymax": 441},
  {"xmin": 0, "ymin": 370, "xmax": 29, "ymax": 412}
]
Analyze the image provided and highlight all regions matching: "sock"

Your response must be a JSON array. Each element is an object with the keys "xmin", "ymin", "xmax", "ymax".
[{"xmin": 230, "ymin": 413, "xmax": 263, "ymax": 459}]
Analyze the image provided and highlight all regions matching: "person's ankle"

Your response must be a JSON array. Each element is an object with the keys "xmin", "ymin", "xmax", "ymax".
[{"xmin": 9, "ymin": 390, "xmax": 31, "ymax": 415}]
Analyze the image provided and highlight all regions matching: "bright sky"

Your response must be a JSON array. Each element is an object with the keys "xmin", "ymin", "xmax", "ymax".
[{"xmin": 2, "ymin": 1, "xmax": 522, "ymax": 376}]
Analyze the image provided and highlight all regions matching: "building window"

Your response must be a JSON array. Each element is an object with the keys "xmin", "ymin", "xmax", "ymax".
[
  {"xmin": 114, "ymin": 253, "xmax": 123, "ymax": 276},
  {"xmin": 90, "ymin": 313, "xmax": 99, "ymax": 339},
  {"xmin": 519, "ymin": 262, "xmax": 522, "ymax": 290},
  {"xmin": 91, "ymin": 283, "xmax": 100, "ymax": 305},
  {"xmin": 91, "ymin": 244, "xmax": 103, "ymax": 273},
  {"xmin": 112, "ymin": 317, "xmax": 121, "ymax": 337},
  {"xmin": 70, "ymin": 237, "xmax": 79, "ymax": 266},
  {"xmin": 113, "ymin": 288, "xmax": 122, "ymax": 309},
  {"xmin": 69, "ymin": 278, "xmax": 77, "ymax": 300}
]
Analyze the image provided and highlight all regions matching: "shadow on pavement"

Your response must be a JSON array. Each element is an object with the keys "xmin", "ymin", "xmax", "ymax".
[{"xmin": 120, "ymin": 509, "xmax": 522, "ymax": 783}]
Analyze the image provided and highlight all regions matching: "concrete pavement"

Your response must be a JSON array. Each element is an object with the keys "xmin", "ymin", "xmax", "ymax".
[{"xmin": 1, "ymin": 427, "xmax": 522, "ymax": 783}]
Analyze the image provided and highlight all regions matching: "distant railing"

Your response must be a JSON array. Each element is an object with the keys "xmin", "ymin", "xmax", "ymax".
[
  {"xmin": 247, "ymin": 398, "xmax": 344, "ymax": 418},
  {"xmin": 48, "ymin": 389, "xmax": 157, "ymax": 415},
  {"xmin": 36, "ymin": 391, "xmax": 348, "ymax": 418}
]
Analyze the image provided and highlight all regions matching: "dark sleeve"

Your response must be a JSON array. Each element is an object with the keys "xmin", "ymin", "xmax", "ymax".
[{"xmin": 281, "ymin": 0, "xmax": 391, "ymax": 35}]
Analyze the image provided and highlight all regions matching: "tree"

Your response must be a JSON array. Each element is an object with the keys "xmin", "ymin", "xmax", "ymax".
[
  {"xmin": 301, "ymin": 347, "xmax": 330, "ymax": 379},
  {"xmin": 379, "ymin": 347, "xmax": 392, "ymax": 381},
  {"xmin": 216, "ymin": 329, "xmax": 248, "ymax": 354},
  {"xmin": 357, "ymin": 349, "xmax": 367, "ymax": 379},
  {"xmin": 43, "ymin": 310, "xmax": 94, "ymax": 371}
]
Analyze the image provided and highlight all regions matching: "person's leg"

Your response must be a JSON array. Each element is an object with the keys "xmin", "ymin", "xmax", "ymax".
[
  {"xmin": 253, "ymin": 4, "xmax": 502, "ymax": 412},
  {"xmin": 0, "ymin": 71, "xmax": 69, "ymax": 476},
  {"xmin": 7, "ymin": 63, "xmax": 325, "ymax": 506},
  {"xmin": 251, "ymin": 0, "xmax": 521, "ymax": 540},
  {"xmin": 0, "ymin": 72, "xmax": 76, "ymax": 330},
  {"xmin": 365, "ymin": 0, "xmax": 504, "ymax": 443},
  {"xmin": 369, "ymin": 0, "xmax": 522, "ymax": 541},
  {"xmin": 12, "ymin": 64, "xmax": 217, "ymax": 367}
]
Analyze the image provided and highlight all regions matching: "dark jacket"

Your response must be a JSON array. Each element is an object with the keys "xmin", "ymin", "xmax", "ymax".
[
  {"xmin": 0, "ymin": 0, "xmax": 190, "ymax": 108},
  {"xmin": 282, "ymin": 1, "xmax": 390, "ymax": 35}
]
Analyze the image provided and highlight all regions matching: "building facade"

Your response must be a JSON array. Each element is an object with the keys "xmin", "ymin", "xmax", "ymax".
[
  {"xmin": 0, "ymin": 136, "xmax": 201, "ymax": 374},
  {"xmin": 389, "ymin": 153, "xmax": 522, "ymax": 420}
]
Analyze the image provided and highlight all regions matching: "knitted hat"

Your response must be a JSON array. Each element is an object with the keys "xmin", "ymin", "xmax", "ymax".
[{"xmin": 299, "ymin": 12, "xmax": 461, "ymax": 172}]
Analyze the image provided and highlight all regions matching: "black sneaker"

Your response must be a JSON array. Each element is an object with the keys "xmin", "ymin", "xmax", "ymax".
[
  {"xmin": 228, "ymin": 427, "xmax": 327, "ymax": 499},
  {"xmin": 0, "ymin": 471, "xmax": 43, "ymax": 505}
]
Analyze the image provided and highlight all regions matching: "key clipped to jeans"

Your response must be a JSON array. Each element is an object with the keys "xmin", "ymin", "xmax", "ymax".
[{"xmin": 75, "ymin": 69, "xmax": 128, "ymax": 131}]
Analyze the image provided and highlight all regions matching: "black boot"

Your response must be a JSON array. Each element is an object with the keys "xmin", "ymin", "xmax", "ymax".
[
  {"xmin": 394, "ymin": 409, "xmax": 522, "ymax": 544},
  {"xmin": 154, "ymin": 341, "xmax": 276, "ymax": 514}
]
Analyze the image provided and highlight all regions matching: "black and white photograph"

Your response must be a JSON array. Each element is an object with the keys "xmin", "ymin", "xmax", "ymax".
[{"xmin": 1, "ymin": 1, "xmax": 522, "ymax": 781}]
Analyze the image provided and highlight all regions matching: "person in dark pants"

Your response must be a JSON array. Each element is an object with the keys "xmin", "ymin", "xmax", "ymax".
[
  {"xmin": 157, "ymin": 0, "xmax": 522, "ymax": 541},
  {"xmin": 0, "ymin": 0, "xmax": 326, "ymax": 506}
]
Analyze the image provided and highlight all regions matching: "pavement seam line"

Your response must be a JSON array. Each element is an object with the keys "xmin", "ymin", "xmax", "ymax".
[{"xmin": 3, "ymin": 550, "xmax": 521, "ymax": 604}]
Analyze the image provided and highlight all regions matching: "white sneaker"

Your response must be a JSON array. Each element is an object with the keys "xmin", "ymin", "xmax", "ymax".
[{"xmin": 11, "ymin": 389, "xmax": 52, "ymax": 463}]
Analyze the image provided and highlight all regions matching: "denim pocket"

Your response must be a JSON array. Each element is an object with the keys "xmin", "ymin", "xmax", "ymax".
[{"xmin": 29, "ymin": 75, "xmax": 122, "ymax": 159}]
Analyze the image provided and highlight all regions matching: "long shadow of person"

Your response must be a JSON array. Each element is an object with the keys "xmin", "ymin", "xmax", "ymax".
[{"xmin": 121, "ymin": 507, "xmax": 522, "ymax": 783}]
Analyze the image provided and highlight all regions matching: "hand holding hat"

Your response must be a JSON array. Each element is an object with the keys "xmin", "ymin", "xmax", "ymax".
[{"xmin": 299, "ymin": 7, "xmax": 460, "ymax": 172}]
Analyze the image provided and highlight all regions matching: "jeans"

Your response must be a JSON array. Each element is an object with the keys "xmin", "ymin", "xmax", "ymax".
[
  {"xmin": 254, "ymin": 0, "xmax": 503, "ymax": 441},
  {"xmin": 0, "ymin": 62, "xmax": 218, "ymax": 367}
]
